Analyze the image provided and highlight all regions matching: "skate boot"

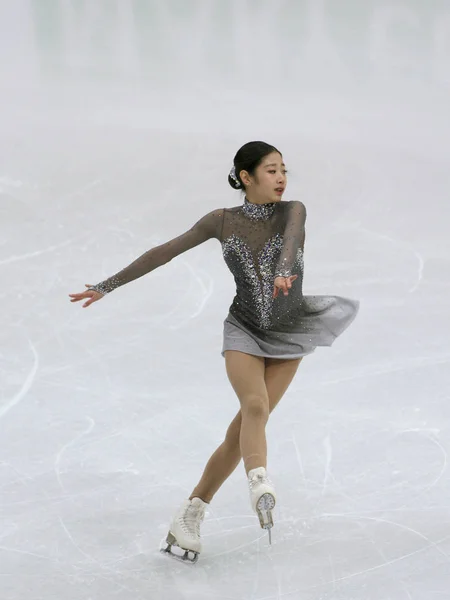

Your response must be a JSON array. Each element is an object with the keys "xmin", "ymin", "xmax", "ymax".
[
  {"xmin": 160, "ymin": 497, "xmax": 207, "ymax": 564},
  {"xmin": 248, "ymin": 467, "xmax": 276, "ymax": 544}
]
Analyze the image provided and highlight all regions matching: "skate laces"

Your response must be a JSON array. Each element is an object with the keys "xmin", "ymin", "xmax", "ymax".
[
  {"xmin": 249, "ymin": 470, "xmax": 272, "ymax": 490},
  {"xmin": 179, "ymin": 501, "xmax": 205, "ymax": 538}
]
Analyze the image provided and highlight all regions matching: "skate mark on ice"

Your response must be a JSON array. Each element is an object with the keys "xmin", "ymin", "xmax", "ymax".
[
  {"xmin": 0, "ymin": 236, "xmax": 82, "ymax": 267},
  {"xmin": 58, "ymin": 517, "xmax": 144, "ymax": 596},
  {"xmin": 182, "ymin": 262, "xmax": 214, "ymax": 319},
  {"xmin": 0, "ymin": 522, "xmax": 18, "ymax": 542},
  {"xmin": 310, "ymin": 504, "xmax": 450, "ymax": 519},
  {"xmin": 354, "ymin": 517, "xmax": 414, "ymax": 600},
  {"xmin": 291, "ymin": 433, "xmax": 306, "ymax": 483},
  {"xmin": 329, "ymin": 428, "xmax": 445, "ymax": 506},
  {"xmin": 395, "ymin": 429, "xmax": 448, "ymax": 506},
  {"xmin": 0, "ymin": 461, "xmax": 34, "ymax": 490},
  {"xmin": 0, "ymin": 175, "xmax": 24, "ymax": 189},
  {"xmin": 203, "ymin": 513, "xmax": 266, "ymax": 540},
  {"xmin": 282, "ymin": 531, "xmax": 450, "ymax": 595},
  {"xmin": 157, "ymin": 260, "xmax": 214, "ymax": 330},
  {"xmin": 287, "ymin": 433, "xmax": 356, "ymax": 503},
  {"xmin": 409, "ymin": 250, "xmax": 424, "ymax": 293},
  {"xmin": 203, "ymin": 531, "xmax": 268, "ymax": 561},
  {"xmin": 321, "ymin": 435, "xmax": 332, "ymax": 496},
  {"xmin": 357, "ymin": 226, "xmax": 425, "ymax": 294},
  {"xmin": 0, "ymin": 544, "xmax": 72, "ymax": 572},
  {"xmin": 311, "ymin": 353, "xmax": 450, "ymax": 389},
  {"xmin": 265, "ymin": 541, "xmax": 283, "ymax": 600},
  {"xmin": 328, "ymin": 552, "xmax": 337, "ymax": 595},
  {"xmin": 60, "ymin": 178, "xmax": 103, "ymax": 201},
  {"xmin": 251, "ymin": 536, "xmax": 262, "ymax": 598},
  {"xmin": 0, "ymin": 338, "xmax": 38, "ymax": 420},
  {"xmin": 74, "ymin": 339, "xmax": 115, "ymax": 401},
  {"xmin": 54, "ymin": 417, "xmax": 95, "ymax": 494},
  {"xmin": 320, "ymin": 513, "xmax": 450, "ymax": 563}
]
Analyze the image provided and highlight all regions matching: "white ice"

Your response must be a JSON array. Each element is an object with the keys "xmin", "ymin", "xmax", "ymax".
[{"xmin": 1, "ymin": 2, "xmax": 450, "ymax": 599}]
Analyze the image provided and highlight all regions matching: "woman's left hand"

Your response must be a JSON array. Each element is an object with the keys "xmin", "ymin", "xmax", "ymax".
[{"xmin": 273, "ymin": 275, "xmax": 298, "ymax": 298}]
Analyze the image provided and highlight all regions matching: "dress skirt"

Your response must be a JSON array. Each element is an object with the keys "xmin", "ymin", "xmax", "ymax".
[{"xmin": 221, "ymin": 295, "xmax": 360, "ymax": 359}]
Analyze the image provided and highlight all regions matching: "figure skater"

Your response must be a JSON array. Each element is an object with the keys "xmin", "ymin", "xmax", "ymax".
[{"xmin": 69, "ymin": 141, "xmax": 359, "ymax": 563}]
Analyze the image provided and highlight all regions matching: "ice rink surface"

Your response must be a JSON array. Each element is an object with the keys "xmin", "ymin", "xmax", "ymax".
[{"xmin": 1, "ymin": 2, "xmax": 450, "ymax": 599}]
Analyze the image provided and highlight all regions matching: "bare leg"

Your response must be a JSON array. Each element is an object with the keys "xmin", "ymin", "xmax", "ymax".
[
  {"xmin": 225, "ymin": 351, "xmax": 269, "ymax": 473},
  {"xmin": 190, "ymin": 352, "xmax": 302, "ymax": 503}
]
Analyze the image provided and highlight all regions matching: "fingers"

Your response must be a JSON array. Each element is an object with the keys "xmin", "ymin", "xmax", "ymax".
[
  {"xmin": 273, "ymin": 274, "xmax": 299, "ymax": 298},
  {"xmin": 68, "ymin": 294, "xmax": 83, "ymax": 302},
  {"xmin": 69, "ymin": 292, "xmax": 91, "ymax": 302},
  {"xmin": 285, "ymin": 275, "xmax": 298, "ymax": 290},
  {"xmin": 274, "ymin": 279, "xmax": 289, "ymax": 296},
  {"xmin": 68, "ymin": 290, "xmax": 98, "ymax": 305}
]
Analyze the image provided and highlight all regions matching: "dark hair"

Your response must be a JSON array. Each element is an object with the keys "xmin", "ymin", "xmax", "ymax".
[{"xmin": 228, "ymin": 141, "xmax": 281, "ymax": 190}]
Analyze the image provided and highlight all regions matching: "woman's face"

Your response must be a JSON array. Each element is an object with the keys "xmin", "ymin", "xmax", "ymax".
[{"xmin": 241, "ymin": 151, "xmax": 287, "ymax": 203}]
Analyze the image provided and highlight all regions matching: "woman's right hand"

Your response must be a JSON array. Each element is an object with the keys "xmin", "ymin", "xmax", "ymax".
[
  {"xmin": 69, "ymin": 284, "xmax": 104, "ymax": 308},
  {"xmin": 273, "ymin": 275, "xmax": 298, "ymax": 298}
]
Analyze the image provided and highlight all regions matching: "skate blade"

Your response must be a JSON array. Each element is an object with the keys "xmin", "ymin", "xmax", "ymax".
[
  {"xmin": 160, "ymin": 531, "xmax": 199, "ymax": 564},
  {"xmin": 256, "ymin": 493, "xmax": 275, "ymax": 535}
]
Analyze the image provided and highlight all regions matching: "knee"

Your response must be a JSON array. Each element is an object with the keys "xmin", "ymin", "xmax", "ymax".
[{"xmin": 241, "ymin": 394, "xmax": 269, "ymax": 422}]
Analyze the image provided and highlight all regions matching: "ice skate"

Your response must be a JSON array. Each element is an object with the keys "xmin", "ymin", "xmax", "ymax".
[
  {"xmin": 160, "ymin": 497, "xmax": 207, "ymax": 564},
  {"xmin": 248, "ymin": 467, "xmax": 276, "ymax": 543}
]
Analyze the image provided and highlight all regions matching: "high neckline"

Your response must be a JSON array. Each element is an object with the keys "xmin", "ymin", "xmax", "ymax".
[{"xmin": 242, "ymin": 197, "xmax": 276, "ymax": 221}]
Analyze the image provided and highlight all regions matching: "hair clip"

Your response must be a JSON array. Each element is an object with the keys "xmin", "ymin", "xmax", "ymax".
[{"xmin": 229, "ymin": 166, "xmax": 240, "ymax": 187}]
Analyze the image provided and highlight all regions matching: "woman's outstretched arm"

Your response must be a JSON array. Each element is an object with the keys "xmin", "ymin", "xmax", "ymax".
[{"xmin": 69, "ymin": 208, "xmax": 224, "ymax": 306}]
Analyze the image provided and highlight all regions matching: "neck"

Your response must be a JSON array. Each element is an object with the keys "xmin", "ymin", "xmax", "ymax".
[
  {"xmin": 245, "ymin": 192, "xmax": 273, "ymax": 205},
  {"xmin": 242, "ymin": 196, "xmax": 277, "ymax": 221}
]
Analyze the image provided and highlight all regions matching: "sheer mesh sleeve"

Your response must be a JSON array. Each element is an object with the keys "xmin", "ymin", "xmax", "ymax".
[
  {"xmin": 89, "ymin": 209, "xmax": 224, "ymax": 295},
  {"xmin": 274, "ymin": 201, "xmax": 306, "ymax": 278}
]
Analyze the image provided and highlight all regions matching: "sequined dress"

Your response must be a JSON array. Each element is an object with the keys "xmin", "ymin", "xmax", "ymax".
[{"xmin": 89, "ymin": 198, "xmax": 359, "ymax": 359}]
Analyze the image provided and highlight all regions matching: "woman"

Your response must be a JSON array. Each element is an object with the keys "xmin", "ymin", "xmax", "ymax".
[{"xmin": 69, "ymin": 141, "xmax": 359, "ymax": 563}]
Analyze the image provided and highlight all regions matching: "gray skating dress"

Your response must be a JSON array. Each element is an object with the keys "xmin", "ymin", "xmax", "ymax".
[{"xmin": 89, "ymin": 198, "xmax": 359, "ymax": 359}]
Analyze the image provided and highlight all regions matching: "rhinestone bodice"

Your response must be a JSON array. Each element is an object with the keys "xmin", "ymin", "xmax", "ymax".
[{"xmin": 221, "ymin": 201, "xmax": 305, "ymax": 331}]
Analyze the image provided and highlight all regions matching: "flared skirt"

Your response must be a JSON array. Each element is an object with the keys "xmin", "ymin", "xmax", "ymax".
[{"xmin": 221, "ymin": 295, "xmax": 359, "ymax": 359}]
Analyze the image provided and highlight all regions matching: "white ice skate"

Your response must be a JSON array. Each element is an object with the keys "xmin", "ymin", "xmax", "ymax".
[
  {"xmin": 248, "ymin": 467, "xmax": 276, "ymax": 544},
  {"xmin": 160, "ymin": 497, "xmax": 207, "ymax": 564}
]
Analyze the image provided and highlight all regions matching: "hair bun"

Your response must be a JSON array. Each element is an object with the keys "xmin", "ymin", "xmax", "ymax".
[{"xmin": 229, "ymin": 141, "xmax": 280, "ymax": 192}]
